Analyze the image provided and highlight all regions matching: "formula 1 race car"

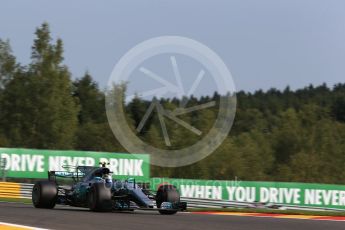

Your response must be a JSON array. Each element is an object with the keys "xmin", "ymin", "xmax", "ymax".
[{"xmin": 32, "ymin": 163, "xmax": 186, "ymax": 215}]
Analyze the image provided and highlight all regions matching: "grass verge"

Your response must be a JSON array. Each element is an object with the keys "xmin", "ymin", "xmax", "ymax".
[
  {"xmin": 188, "ymin": 207, "xmax": 345, "ymax": 217},
  {"xmin": 2, "ymin": 197, "xmax": 345, "ymax": 217},
  {"xmin": 0, "ymin": 197, "xmax": 32, "ymax": 204}
]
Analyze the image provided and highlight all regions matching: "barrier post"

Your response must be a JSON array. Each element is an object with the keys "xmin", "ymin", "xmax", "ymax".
[{"xmin": 0, "ymin": 158, "xmax": 6, "ymax": 182}]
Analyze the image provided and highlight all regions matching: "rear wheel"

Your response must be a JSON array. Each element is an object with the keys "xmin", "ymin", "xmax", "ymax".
[
  {"xmin": 156, "ymin": 184, "xmax": 180, "ymax": 215},
  {"xmin": 32, "ymin": 181, "xmax": 57, "ymax": 209},
  {"xmin": 88, "ymin": 183, "xmax": 112, "ymax": 212}
]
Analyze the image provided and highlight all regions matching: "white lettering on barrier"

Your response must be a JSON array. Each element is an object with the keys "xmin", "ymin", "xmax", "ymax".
[
  {"xmin": 180, "ymin": 185, "xmax": 223, "ymax": 199},
  {"xmin": 49, "ymin": 156, "xmax": 59, "ymax": 171},
  {"xmin": 282, "ymin": 188, "xmax": 294, "ymax": 203},
  {"xmin": 134, "ymin": 160, "xmax": 143, "ymax": 176},
  {"xmin": 171, "ymin": 183, "xmax": 345, "ymax": 207},
  {"xmin": 99, "ymin": 158, "xmax": 143, "ymax": 176},
  {"xmin": 316, "ymin": 190, "xmax": 322, "ymax": 205},
  {"xmin": 1, "ymin": 153, "xmax": 45, "ymax": 172},
  {"xmin": 213, "ymin": 186, "xmax": 222, "ymax": 199},
  {"xmin": 227, "ymin": 186, "xmax": 236, "ymax": 200},
  {"xmin": 259, "ymin": 187, "xmax": 300, "ymax": 204},
  {"xmin": 323, "ymin": 190, "xmax": 333, "ymax": 206},
  {"xmin": 226, "ymin": 186, "xmax": 255, "ymax": 202},
  {"xmin": 49, "ymin": 156, "xmax": 95, "ymax": 171},
  {"xmin": 0, "ymin": 152, "xmax": 146, "ymax": 178},
  {"xmin": 305, "ymin": 189, "xmax": 345, "ymax": 206},
  {"xmin": 305, "ymin": 189, "xmax": 314, "ymax": 205},
  {"xmin": 260, "ymin": 187, "xmax": 269, "ymax": 202},
  {"xmin": 332, "ymin": 190, "xmax": 339, "ymax": 206},
  {"xmin": 1, "ymin": 153, "xmax": 10, "ymax": 170},
  {"xmin": 340, "ymin": 191, "xmax": 345, "ymax": 206},
  {"xmin": 11, "ymin": 154, "xmax": 20, "ymax": 171},
  {"xmin": 236, "ymin": 187, "xmax": 245, "ymax": 202}
]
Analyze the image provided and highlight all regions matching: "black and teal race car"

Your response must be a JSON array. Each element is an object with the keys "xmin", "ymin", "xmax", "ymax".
[{"xmin": 32, "ymin": 164, "xmax": 186, "ymax": 214}]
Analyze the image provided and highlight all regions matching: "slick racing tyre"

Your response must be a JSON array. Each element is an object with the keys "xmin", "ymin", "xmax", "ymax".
[
  {"xmin": 32, "ymin": 181, "xmax": 58, "ymax": 209},
  {"xmin": 88, "ymin": 183, "xmax": 112, "ymax": 212},
  {"xmin": 156, "ymin": 184, "xmax": 180, "ymax": 215}
]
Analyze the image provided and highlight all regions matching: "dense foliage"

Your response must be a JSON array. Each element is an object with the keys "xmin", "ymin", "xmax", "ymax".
[{"xmin": 1, "ymin": 24, "xmax": 345, "ymax": 184}]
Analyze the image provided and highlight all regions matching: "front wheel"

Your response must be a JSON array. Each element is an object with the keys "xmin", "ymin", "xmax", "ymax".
[{"xmin": 156, "ymin": 184, "xmax": 180, "ymax": 215}]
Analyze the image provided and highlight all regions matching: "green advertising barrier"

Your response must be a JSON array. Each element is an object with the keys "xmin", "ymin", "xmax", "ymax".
[
  {"xmin": 0, "ymin": 148, "xmax": 150, "ymax": 181},
  {"xmin": 151, "ymin": 178, "xmax": 345, "ymax": 210}
]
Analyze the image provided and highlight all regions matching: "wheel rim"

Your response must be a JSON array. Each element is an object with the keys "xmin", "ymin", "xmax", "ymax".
[{"xmin": 32, "ymin": 186, "xmax": 40, "ymax": 205}]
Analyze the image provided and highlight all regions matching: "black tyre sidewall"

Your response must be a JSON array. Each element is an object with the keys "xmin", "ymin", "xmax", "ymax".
[
  {"xmin": 88, "ymin": 183, "xmax": 112, "ymax": 212},
  {"xmin": 32, "ymin": 181, "xmax": 57, "ymax": 209}
]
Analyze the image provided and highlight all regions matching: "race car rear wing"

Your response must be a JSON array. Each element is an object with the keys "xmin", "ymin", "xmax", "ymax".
[{"xmin": 48, "ymin": 170, "xmax": 85, "ymax": 182}]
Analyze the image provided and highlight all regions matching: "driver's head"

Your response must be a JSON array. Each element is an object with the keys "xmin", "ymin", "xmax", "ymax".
[{"xmin": 103, "ymin": 173, "xmax": 112, "ymax": 183}]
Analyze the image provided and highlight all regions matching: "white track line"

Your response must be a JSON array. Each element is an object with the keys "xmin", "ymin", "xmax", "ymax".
[{"xmin": 0, "ymin": 221, "xmax": 49, "ymax": 230}]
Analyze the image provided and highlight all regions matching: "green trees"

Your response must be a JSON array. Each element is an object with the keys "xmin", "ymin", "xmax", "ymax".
[
  {"xmin": 29, "ymin": 23, "xmax": 78, "ymax": 149},
  {"xmin": 73, "ymin": 73, "xmax": 124, "ymax": 152},
  {"xmin": 73, "ymin": 73, "xmax": 105, "ymax": 124},
  {"xmin": 1, "ymin": 23, "xmax": 78, "ymax": 149},
  {"xmin": 0, "ymin": 39, "xmax": 17, "ymax": 145},
  {"xmin": 156, "ymin": 87, "xmax": 345, "ymax": 183},
  {"xmin": 332, "ymin": 97, "xmax": 345, "ymax": 122},
  {"xmin": 0, "ymin": 39, "xmax": 16, "ymax": 88},
  {"xmin": 1, "ymin": 22, "xmax": 345, "ymax": 184}
]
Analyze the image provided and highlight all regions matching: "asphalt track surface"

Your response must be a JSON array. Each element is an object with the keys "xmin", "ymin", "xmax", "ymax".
[{"xmin": 0, "ymin": 202, "xmax": 344, "ymax": 230}]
